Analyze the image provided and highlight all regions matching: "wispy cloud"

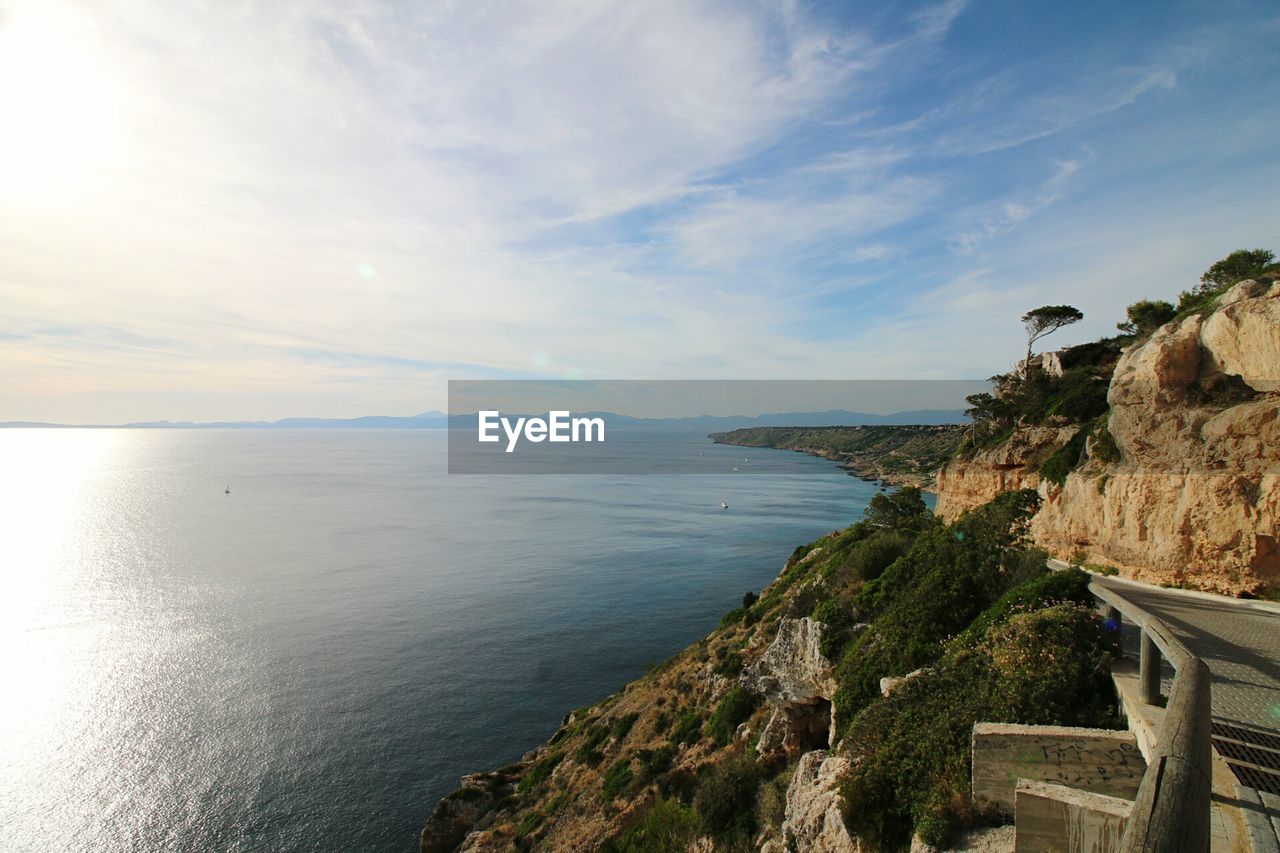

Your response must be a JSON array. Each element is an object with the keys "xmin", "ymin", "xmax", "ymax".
[{"xmin": 0, "ymin": 0, "xmax": 1277, "ymax": 422}]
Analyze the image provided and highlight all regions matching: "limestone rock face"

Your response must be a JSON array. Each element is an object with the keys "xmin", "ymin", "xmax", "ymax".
[
  {"xmin": 742, "ymin": 618, "xmax": 837, "ymax": 759},
  {"xmin": 934, "ymin": 426, "xmax": 1077, "ymax": 519},
  {"xmin": 1200, "ymin": 280, "xmax": 1280, "ymax": 392},
  {"xmin": 1035, "ymin": 280, "xmax": 1280, "ymax": 594},
  {"xmin": 782, "ymin": 750, "xmax": 859, "ymax": 852},
  {"xmin": 936, "ymin": 279, "xmax": 1280, "ymax": 594},
  {"xmin": 420, "ymin": 787, "xmax": 498, "ymax": 853},
  {"xmin": 742, "ymin": 617, "xmax": 837, "ymax": 704}
]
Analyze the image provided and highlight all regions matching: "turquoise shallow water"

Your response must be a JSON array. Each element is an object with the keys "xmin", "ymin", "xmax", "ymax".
[{"xmin": 0, "ymin": 428, "xmax": 916, "ymax": 851}]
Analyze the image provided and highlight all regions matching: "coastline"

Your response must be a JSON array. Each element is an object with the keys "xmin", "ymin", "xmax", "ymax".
[{"xmin": 709, "ymin": 424, "xmax": 965, "ymax": 493}]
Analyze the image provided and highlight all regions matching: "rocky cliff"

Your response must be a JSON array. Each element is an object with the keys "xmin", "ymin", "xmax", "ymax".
[{"xmin": 936, "ymin": 279, "xmax": 1280, "ymax": 595}]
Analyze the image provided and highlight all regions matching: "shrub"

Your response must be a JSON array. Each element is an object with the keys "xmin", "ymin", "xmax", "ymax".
[
  {"xmin": 822, "ymin": 528, "xmax": 911, "ymax": 583},
  {"xmin": 602, "ymin": 797, "xmax": 701, "ymax": 852},
  {"xmin": 694, "ymin": 750, "xmax": 763, "ymax": 841},
  {"xmin": 835, "ymin": 490, "xmax": 1043, "ymax": 733},
  {"xmin": 517, "ymin": 751, "xmax": 563, "ymax": 793},
  {"xmin": 602, "ymin": 758, "xmax": 635, "ymax": 800},
  {"xmin": 1038, "ymin": 428, "xmax": 1087, "ymax": 485},
  {"xmin": 1117, "ymin": 299, "xmax": 1176, "ymax": 336},
  {"xmin": 713, "ymin": 648, "xmax": 744, "ymax": 678},
  {"xmin": 840, "ymin": 604, "xmax": 1119, "ymax": 847},
  {"xmin": 811, "ymin": 598, "xmax": 860, "ymax": 660},
  {"xmin": 636, "ymin": 746, "xmax": 674, "ymax": 784},
  {"xmin": 757, "ymin": 766, "xmax": 794, "ymax": 832},
  {"xmin": 705, "ymin": 685, "xmax": 759, "ymax": 747},
  {"xmin": 575, "ymin": 725, "xmax": 610, "ymax": 766},
  {"xmin": 1089, "ymin": 416, "xmax": 1121, "ymax": 464},
  {"xmin": 611, "ymin": 712, "xmax": 640, "ymax": 740},
  {"xmin": 671, "ymin": 710, "xmax": 703, "ymax": 746},
  {"xmin": 742, "ymin": 590, "xmax": 759, "ymax": 609},
  {"xmin": 958, "ymin": 567, "xmax": 1093, "ymax": 644},
  {"xmin": 718, "ymin": 607, "xmax": 746, "ymax": 628},
  {"xmin": 515, "ymin": 809, "xmax": 545, "ymax": 839}
]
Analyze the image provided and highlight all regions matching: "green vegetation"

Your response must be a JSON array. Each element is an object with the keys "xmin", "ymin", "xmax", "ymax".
[
  {"xmin": 670, "ymin": 709, "xmax": 703, "ymax": 746},
  {"xmin": 693, "ymin": 750, "xmax": 764, "ymax": 841},
  {"xmin": 635, "ymin": 746, "xmax": 674, "ymax": 784},
  {"xmin": 610, "ymin": 712, "xmax": 640, "ymax": 740},
  {"xmin": 1197, "ymin": 248, "xmax": 1274, "ymax": 292},
  {"xmin": 602, "ymin": 758, "xmax": 635, "ymax": 800},
  {"xmin": 601, "ymin": 797, "xmax": 701, "ymax": 852},
  {"xmin": 440, "ymin": 247, "xmax": 1280, "ymax": 850},
  {"xmin": 1117, "ymin": 299, "xmax": 1176, "ymax": 336},
  {"xmin": 962, "ymin": 359, "xmax": 1113, "ymax": 451},
  {"xmin": 705, "ymin": 685, "xmax": 759, "ymax": 746},
  {"xmin": 517, "ymin": 750, "xmax": 563, "ymax": 793},
  {"xmin": 1038, "ymin": 427, "xmax": 1086, "ymax": 485},
  {"xmin": 841, "ymin": 604, "xmax": 1119, "ymax": 847},
  {"xmin": 1177, "ymin": 247, "xmax": 1278, "ymax": 314},
  {"xmin": 832, "ymin": 490, "xmax": 1046, "ymax": 724},
  {"xmin": 574, "ymin": 724, "xmax": 611, "ymax": 766}
]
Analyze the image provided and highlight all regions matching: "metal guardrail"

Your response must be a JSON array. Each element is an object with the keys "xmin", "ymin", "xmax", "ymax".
[{"xmin": 1090, "ymin": 580, "xmax": 1213, "ymax": 853}]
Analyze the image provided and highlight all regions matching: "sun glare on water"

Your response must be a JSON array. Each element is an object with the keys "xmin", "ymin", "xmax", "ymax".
[{"xmin": 0, "ymin": 5, "xmax": 127, "ymax": 208}]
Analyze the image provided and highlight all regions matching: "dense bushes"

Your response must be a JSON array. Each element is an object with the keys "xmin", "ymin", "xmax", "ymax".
[
  {"xmin": 1038, "ymin": 427, "xmax": 1087, "ymax": 485},
  {"xmin": 705, "ymin": 685, "xmax": 759, "ymax": 746},
  {"xmin": 670, "ymin": 710, "xmax": 702, "ymax": 746},
  {"xmin": 601, "ymin": 797, "xmax": 700, "ymax": 852},
  {"xmin": 693, "ymin": 750, "xmax": 763, "ymax": 841},
  {"xmin": 958, "ymin": 567, "xmax": 1094, "ymax": 643},
  {"xmin": 834, "ymin": 490, "xmax": 1042, "ymax": 731},
  {"xmin": 602, "ymin": 758, "xmax": 635, "ymax": 800},
  {"xmin": 840, "ymin": 603, "xmax": 1120, "ymax": 847}
]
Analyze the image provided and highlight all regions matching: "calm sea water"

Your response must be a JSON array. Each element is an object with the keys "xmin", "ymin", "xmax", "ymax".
[{"xmin": 0, "ymin": 429, "xmax": 914, "ymax": 851}]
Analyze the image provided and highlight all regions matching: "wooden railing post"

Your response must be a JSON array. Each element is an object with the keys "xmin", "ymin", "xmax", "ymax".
[
  {"xmin": 1088, "ymin": 581, "xmax": 1212, "ymax": 852},
  {"xmin": 1139, "ymin": 630, "xmax": 1162, "ymax": 705}
]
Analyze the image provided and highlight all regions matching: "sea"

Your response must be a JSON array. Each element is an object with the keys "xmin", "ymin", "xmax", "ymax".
[{"xmin": 0, "ymin": 428, "xmax": 926, "ymax": 851}]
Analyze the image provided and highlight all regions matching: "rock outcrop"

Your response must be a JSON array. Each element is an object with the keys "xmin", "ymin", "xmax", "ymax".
[
  {"xmin": 420, "ymin": 771, "xmax": 516, "ymax": 853},
  {"xmin": 934, "ymin": 426, "xmax": 1078, "ymax": 519},
  {"xmin": 937, "ymin": 279, "xmax": 1280, "ymax": 595},
  {"xmin": 741, "ymin": 618, "xmax": 837, "ymax": 760},
  {"xmin": 779, "ymin": 750, "xmax": 859, "ymax": 852}
]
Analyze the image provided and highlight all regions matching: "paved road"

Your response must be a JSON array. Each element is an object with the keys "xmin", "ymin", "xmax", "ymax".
[{"xmin": 1091, "ymin": 574, "xmax": 1280, "ymax": 849}]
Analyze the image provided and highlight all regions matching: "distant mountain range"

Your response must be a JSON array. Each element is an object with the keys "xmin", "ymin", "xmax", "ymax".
[{"xmin": 0, "ymin": 409, "xmax": 967, "ymax": 429}]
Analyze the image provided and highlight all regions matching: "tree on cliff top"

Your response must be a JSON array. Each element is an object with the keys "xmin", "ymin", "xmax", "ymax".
[
  {"xmin": 1198, "ymin": 248, "xmax": 1273, "ymax": 292},
  {"xmin": 1021, "ymin": 305, "xmax": 1083, "ymax": 377}
]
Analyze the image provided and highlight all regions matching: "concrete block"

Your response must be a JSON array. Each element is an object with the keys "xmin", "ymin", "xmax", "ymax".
[
  {"xmin": 972, "ymin": 723, "xmax": 1145, "ymax": 813},
  {"xmin": 1014, "ymin": 779, "xmax": 1130, "ymax": 853}
]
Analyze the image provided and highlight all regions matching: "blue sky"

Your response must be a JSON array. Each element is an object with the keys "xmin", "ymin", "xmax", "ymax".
[{"xmin": 1, "ymin": 0, "xmax": 1277, "ymax": 422}]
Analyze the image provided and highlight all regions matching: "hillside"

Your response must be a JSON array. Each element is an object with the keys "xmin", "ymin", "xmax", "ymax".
[
  {"xmin": 420, "ymin": 490, "xmax": 1121, "ymax": 851},
  {"xmin": 709, "ymin": 425, "xmax": 965, "ymax": 490}
]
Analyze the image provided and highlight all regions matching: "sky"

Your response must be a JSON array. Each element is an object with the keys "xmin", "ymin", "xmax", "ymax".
[{"xmin": 1, "ymin": 0, "xmax": 1278, "ymax": 423}]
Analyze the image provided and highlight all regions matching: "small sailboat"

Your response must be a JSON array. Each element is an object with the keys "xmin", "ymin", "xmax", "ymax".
[
  {"xmin": 720, "ymin": 501, "xmax": 728, "ymax": 509},
  {"xmin": 225, "ymin": 484, "xmax": 231, "ymax": 494}
]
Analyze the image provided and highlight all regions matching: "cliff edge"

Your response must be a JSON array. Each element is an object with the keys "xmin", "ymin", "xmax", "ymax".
[{"xmin": 937, "ymin": 278, "xmax": 1280, "ymax": 595}]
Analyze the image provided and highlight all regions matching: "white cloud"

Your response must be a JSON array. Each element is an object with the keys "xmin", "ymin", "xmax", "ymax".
[{"xmin": 0, "ymin": 0, "xmax": 1274, "ymax": 422}]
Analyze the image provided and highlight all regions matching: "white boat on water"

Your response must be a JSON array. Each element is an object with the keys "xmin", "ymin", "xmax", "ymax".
[{"xmin": 720, "ymin": 501, "xmax": 728, "ymax": 509}]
